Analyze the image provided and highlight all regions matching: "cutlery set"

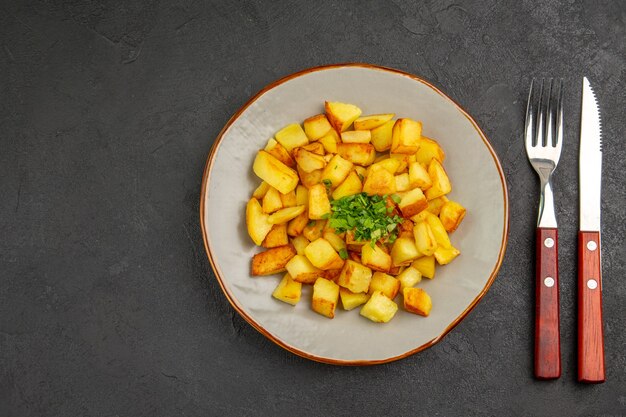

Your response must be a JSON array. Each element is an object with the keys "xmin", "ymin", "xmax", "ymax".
[{"xmin": 525, "ymin": 77, "xmax": 605, "ymax": 383}]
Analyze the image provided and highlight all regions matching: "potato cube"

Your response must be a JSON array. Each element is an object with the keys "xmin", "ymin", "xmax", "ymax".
[
  {"xmin": 275, "ymin": 123, "xmax": 309, "ymax": 153},
  {"xmin": 408, "ymin": 162, "xmax": 432, "ymax": 190},
  {"xmin": 304, "ymin": 238, "xmax": 345, "ymax": 270},
  {"xmin": 246, "ymin": 197, "xmax": 273, "ymax": 246},
  {"xmin": 321, "ymin": 154, "xmax": 353, "ymax": 187},
  {"xmin": 370, "ymin": 158, "xmax": 401, "ymax": 175},
  {"xmin": 262, "ymin": 186, "xmax": 283, "ymax": 214},
  {"xmin": 267, "ymin": 205, "xmax": 306, "ymax": 224},
  {"xmin": 354, "ymin": 165, "xmax": 367, "ymax": 179},
  {"xmin": 319, "ymin": 129, "xmax": 339, "ymax": 154},
  {"xmin": 290, "ymin": 235, "xmax": 309, "ymax": 255},
  {"xmin": 439, "ymin": 200, "xmax": 466, "ymax": 232},
  {"xmin": 398, "ymin": 218, "xmax": 415, "ymax": 238},
  {"xmin": 332, "ymin": 171, "xmax": 363, "ymax": 200},
  {"xmin": 285, "ymin": 254, "xmax": 322, "ymax": 284},
  {"xmin": 280, "ymin": 190, "xmax": 297, "ymax": 208},
  {"xmin": 369, "ymin": 272, "xmax": 401, "ymax": 299},
  {"xmin": 312, "ymin": 277, "xmax": 340, "ymax": 318},
  {"xmin": 363, "ymin": 166, "xmax": 397, "ymax": 196},
  {"xmin": 251, "ymin": 244, "xmax": 297, "ymax": 276},
  {"xmin": 308, "ymin": 184, "xmax": 331, "ymax": 220},
  {"xmin": 265, "ymin": 138, "xmax": 296, "ymax": 168},
  {"xmin": 398, "ymin": 188, "xmax": 428, "ymax": 218},
  {"xmin": 426, "ymin": 196, "xmax": 448, "ymax": 216},
  {"xmin": 388, "ymin": 265, "xmax": 403, "ymax": 276},
  {"xmin": 391, "ymin": 118, "xmax": 422, "ymax": 154},
  {"xmin": 395, "ymin": 173, "xmax": 411, "ymax": 192},
  {"xmin": 302, "ymin": 219, "xmax": 326, "ymax": 241},
  {"xmin": 424, "ymin": 212, "xmax": 452, "ymax": 249},
  {"xmin": 253, "ymin": 150, "xmax": 299, "ymax": 194},
  {"xmin": 361, "ymin": 243, "xmax": 392, "ymax": 272},
  {"xmin": 293, "ymin": 147, "xmax": 326, "ymax": 173},
  {"xmin": 345, "ymin": 230, "xmax": 367, "ymax": 251},
  {"xmin": 354, "ymin": 113, "xmax": 394, "ymax": 130},
  {"xmin": 414, "ymin": 221, "xmax": 438, "ymax": 256},
  {"xmin": 295, "ymin": 185, "xmax": 308, "ymax": 206},
  {"xmin": 390, "ymin": 236, "xmax": 420, "ymax": 266},
  {"xmin": 360, "ymin": 291, "xmax": 398, "ymax": 323},
  {"xmin": 303, "ymin": 114, "xmax": 333, "ymax": 141},
  {"xmin": 325, "ymin": 101, "xmax": 362, "ymax": 132},
  {"xmin": 297, "ymin": 166, "xmax": 323, "ymax": 188},
  {"xmin": 323, "ymin": 231, "xmax": 347, "ymax": 253},
  {"xmin": 262, "ymin": 223, "xmax": 289, "ymax": 248},
  {"xmin": 403, "ymin": 287, "xmax": 432, "ymax": 316},
  {"xmin": 252, "ymin": 181, "xmax": 270, "ymax": 199},
  {"xmin": 434, "ymin": 245, "xmax": 460, "ymax": 265},
  {"xmin": 336, "ymin": 143, "xmax": 376, "ymax": 166},
  {"xmin": 287, "ymin": 210, "xmax": 309, "ymax": 237},
  {"xmin": 272, "ymin": 273, "xmax": 302, "ymax": 305},
  {"xmin": 425, "ymin": 159, "xmax": 452, "ymax": 200},
  {"xmin": 397, "ymin": 266, "xmax": 422, "ymax": 289},
  {"xmin": 337, "ymin": 260, "xmax": 373, "ymax": 293},
  {"xmin": 411, "ymin": 255, "xmax": 436, "ymax": 279},
  {"xmin": 340, "ymin": 288, "xmax": 370, "ymax": 310},
  {"xmin": 370, "ymin": 119, "xmax": 395, "ymax": 152},
  {"xmin": 415, "ymin": 136, "xmax": 445, "ymax": 165},
  {"xmin": 341, "ymin": 130, "xmax": 371, "ymax": 144},
  {"xmin": 390, "ymin": 153, "xmax": 410, "ymax": 173},
  {"xmin": 302, "ymin": 142, "xmax": 325, "ymax": 155}
]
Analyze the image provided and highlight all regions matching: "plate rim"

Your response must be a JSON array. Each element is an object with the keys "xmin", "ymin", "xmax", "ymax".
[{"xmin": 199, "ymin": 63, "xmax": 510, "ymax": 365}]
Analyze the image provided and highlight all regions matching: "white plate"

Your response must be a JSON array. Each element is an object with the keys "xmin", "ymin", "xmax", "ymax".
[{"xmin": 200, "ymin": 64, "xmax": 508, "ymax": 364}]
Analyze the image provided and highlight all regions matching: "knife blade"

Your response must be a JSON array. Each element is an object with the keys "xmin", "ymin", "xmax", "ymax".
[{"xmin": 578, "ymin": 76, "xmax": 605, "ymax": 383}]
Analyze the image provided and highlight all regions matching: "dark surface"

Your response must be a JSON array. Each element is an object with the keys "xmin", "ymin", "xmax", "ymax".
[{"xmin": 1, "ymin": 1, "xmax": 625, "ymax": 415}]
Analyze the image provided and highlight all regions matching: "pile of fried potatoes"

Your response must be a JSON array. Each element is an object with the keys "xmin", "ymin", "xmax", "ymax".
[{"xmin": 246, "ymin": 101, "xmax": 466, "ymax": 323}]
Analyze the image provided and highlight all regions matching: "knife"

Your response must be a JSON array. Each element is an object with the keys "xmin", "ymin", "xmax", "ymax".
[{"xmin": 578, "ymin": 77, "xmax": 605, "ymax": 383}]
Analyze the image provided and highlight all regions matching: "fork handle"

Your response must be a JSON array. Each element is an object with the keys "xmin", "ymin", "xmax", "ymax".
[
  {"xmin": 577, "ymin": 231, "xmax": 605, "ymax": 383},
  {"xmin": 534, "ymin": 227, "xmax": 561, "ymax": 379}
]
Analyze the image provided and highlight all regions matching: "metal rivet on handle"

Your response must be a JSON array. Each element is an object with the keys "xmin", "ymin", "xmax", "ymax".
[
  {"xmin": 544, "ymin": 238, "xmax": 555, "ymax": 248},
  {"xmin": 587, "ymin": 279, "xmax": 598, "ymax": 290},
  {"xmin": 544, "ymin": 277, "xmax": 555, "ymax": 287},
  {"xmin": 587, "ymin": 240, "xmax": 597, "ymax": 251}
]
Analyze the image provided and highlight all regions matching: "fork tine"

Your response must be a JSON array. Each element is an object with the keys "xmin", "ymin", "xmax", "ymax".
[
  {"xmin": 545, "ymin": 79, "xmax": 554, "ymax": 147},
  {"xmin": 525, "ymin": 79, "xmax": 535, "ymax": 150},
  {"xmin": 555, "ymin": 79, "xmax": 564, "ymax": 152},
  {"xmin": 536, "ymin": 79, "xmax": 545, "ymax": 147}
]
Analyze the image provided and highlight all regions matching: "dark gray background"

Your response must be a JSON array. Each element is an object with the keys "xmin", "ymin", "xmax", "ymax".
[{"xmin": 1, "ymin": 0, "xmax": 624, "ymax": 416}]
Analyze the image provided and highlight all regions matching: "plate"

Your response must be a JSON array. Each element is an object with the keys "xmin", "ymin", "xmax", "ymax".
[{"xmin": 200, "ymin": 64, "xmax": 508, "ymax": 364}]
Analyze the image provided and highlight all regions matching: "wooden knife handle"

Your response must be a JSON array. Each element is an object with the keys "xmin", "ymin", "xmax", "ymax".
[
  {"xmin": 534, "ymin": 227, "xmax": 561, "ymax": 379},
  {"xmin": 578, "ymin": 231, "xmax": 605, "ymax": 383}
]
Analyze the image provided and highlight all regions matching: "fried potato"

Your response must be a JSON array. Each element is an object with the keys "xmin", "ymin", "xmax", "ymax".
[
  {"xmin": 303, "ymin": 114, "xmax": 333, "ymax": 141},
  {"xmin": 272, "ymin": 273, "xmax": 302, "ymax": 305},
  {"xmin": 253, "ymin": 150, "xmax": 299, "ymax": 194},
  {"xmin": 414, "ymin": 221, "xmax": 437, "ymax": 256},
  {"xmin": 390, "ymin": 236, "xmax": 420, "ymax": 266},
  {"xmin": 439, "ymin": 200, "xmax": 466, "ymax": 232},
  {"xmin": 290, "ymin": 235, "xmax": 309, "ymax": 255},
  {"xmin": 308, "ymin": 184, "xmax": 331, "ymax": 220},
  {"xmin": 262, "ymin": 186, "xmax": 283, "ymax": 214},
  {"xmin": 398, "ymin": 187, "xmax": 428, "ymax": 218},
  {"xmin": 403, "ymin": 287, "xmax": 432, "ymax": 316},
  {"xmin": 275, "ymin": 123, "xmax": 309, "ymax": 153},
  {"xmin": 361, "ymin": 243, "xmax": 392, "ymax": 273},
  {"xmin": 370, "ymin": 120, "xmax": 395, "ymax": 152},
  {"xmin": 415, "ymin": 136, "xmax": 445, "ymax": 165},
  {"xmin": 397, "ymin": 266, "xmax": 422, "ymax": 289},
  {"xmin": 302, "ymin": 219, "xmax": 326, "ymax": 241},
  {"xmin": 268, "ymin": 205, "xmax": 306, "ymax": 224},
  {"xmin": 391, "ymin": 118, "xmax": 422, "ymax": 154},
  {"xmin": 286, "ymin": 210, "xmax": 309, "ymax": 237},
  {"xmin": 363, "ymin": 166, "xmax": 396, "ymax": 196},
  {"xmin": 408, "ymin": 161, "xmax": 432, "ymax": 190},
  {"xmin": 262, "ymin": 224, "xmax": 289, "ymax": 248},
  {"xmin": 340, "ymin": 288, "xmax": 370, "ymax": 310},
  {"xmin": 332, "ymin": 171, "xmax": 362, "ymax": 200},
  {"xmin": 411, "ymin": 255, "xmax": 435, "ymax": 279},
  {"xmin": 252, "ymin": 181, "xmax": 270, "ymax": 199},
  {"xmin": 294, "ymin": 147, "xmax": 327, "ymax": 173},
  {"xmin": 360, "ymin": 291, "xmax": 398, "ymax": 323},
  {"xmin": 354, "ymin": 113, "xmax": 394, "ymax": 130},
  {"xmin": 312, "ymin": 277, "xmax": 340, "ymax": 318},
  {"xmin": 369, "ymin": 272, "xmax": 400, "ymax": 299},
  {"xmin": 425, "ymin": 158, "xmax": 452, "ymax": 200},
  {"xmin": 434, "ymin": 245, "xmax": 460, "ymax": 265},
  {"xmin": 321, "ymin": 154, "xmax": 353, "ymax": 187},
  {"xmin": 341, "ymin": 130, "xmax": 371, "ymax": 144},
  {"xmin": 246, "ymin": 197, "xmax": 273, "ymax": 245},
  {"xmin": 336, "ymin": 143, "xmax": 376, "ymax": 166},
  {"xmin": 265, "ymin": 138, "xmax": 296, "ymax": 168},
  {"xmin": 337, "ymin": 260, "xmax": 373, "ymax": 294},
  {"xmin": 319, "ymin": 129, "xmax": 339, "ymax": 154},
  {"xmin": 251, "ymin": 244, "xmax": 297, "ymax": 276},
  {"xmin": 285, "ymin": 254, "xmax": 322, "ymax": 284},
  {"xmin": 304, "ymin": 238, "xmax": 345, "ymax": 270},
  {"xmin": 325, "ymin": 101, "xmax": 362, "ymax": 132}
]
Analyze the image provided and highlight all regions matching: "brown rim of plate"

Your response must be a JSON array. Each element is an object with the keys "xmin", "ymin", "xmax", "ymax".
[{"xmin": 199, "ymin": 63, "xmax": 510, "ymax": 366}]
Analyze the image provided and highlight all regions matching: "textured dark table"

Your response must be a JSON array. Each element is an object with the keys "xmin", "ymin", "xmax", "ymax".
[{"xmin": 1, "ymin": 1, "xmax": 625, "ymax": 416}]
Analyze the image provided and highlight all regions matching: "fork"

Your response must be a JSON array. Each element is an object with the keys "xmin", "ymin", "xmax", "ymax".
[{"xmin": 525, "ymin": 78, "xmax": 564, "ymax": 380}]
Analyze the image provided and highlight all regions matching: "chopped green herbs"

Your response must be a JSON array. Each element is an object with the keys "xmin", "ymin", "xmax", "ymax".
[
  {"xmin": 322, "ymin": 179, "xmax": 332, "ymax": 190},
  {"xmin": 391, "ymin": 194, "xmax": 402, "ymax": 204},
  {"xmin": 329, "ymin": 193, "xmax": 403, "ymax": 246},
  {"xmin": 307, "ymin": 220, "xmax": 316, "ymax": 227},
  {"xmin": 338, "ymin": 248, "xmax": 348, "ymax": 260}
]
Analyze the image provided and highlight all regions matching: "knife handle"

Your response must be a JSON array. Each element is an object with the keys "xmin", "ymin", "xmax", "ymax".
[
  {"xmin": 534, "ymin": 227, "xmax": 561, "ymax": 379},
  {"xmin": 578, "ymin": 231, "xmax": 605, "ymax": 383}
]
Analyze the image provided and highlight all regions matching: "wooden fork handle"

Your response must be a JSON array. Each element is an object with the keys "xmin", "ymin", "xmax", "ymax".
[
  {"xmin": 578, "ymin": 231, "xmax": 605, "ymax": 383},
  {"xmin": 534, "ymin": 227, "xmax": 561, "ymax": 379}
]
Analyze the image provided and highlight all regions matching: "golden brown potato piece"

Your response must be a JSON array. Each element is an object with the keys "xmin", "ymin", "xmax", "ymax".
[
  {"xmin": 265, "ymin": 138, "xmax": 296, "ymax": 168},
  {"xmin": 321, "ymin": 154, "xmax": 353, "ymax": 187},
  {"xmin": 391, "ymin": 118, "xmax": 422, "ymax": 154},
  {"xmin": 414, "ymin": 221, "xmax": 437, "ymax": 256},
  {"xmin": 312, "ymin": 277, "xmax": 340, "ymax": 318},
  {"xmin": 253, "ymin": 151, "xmax": 299, "ymax": 194},
  {"xmin": 290, "ymin": 235, "xmax": 309, "ymax": 255},
  {"xmin": 275, "ymin": 123, "xmax": 309, "ymax": 153},
  {"xmin": 323, "ymin": 231, "xmax": 347, "ymax": 253},
  {"xmin": 341, "ymin": 130, "xmax": 371, "ymax": 144},
  {"xmin": 251, "ymin": 244, "xmax": 297, "ymax": 276},
  {"xmin": 286, "ymin": 210, "xmax": 309, "ymax": 237},
  {"xmin": 302, "ymin": 219, "xmax": 326, "ymax": 241},
  {"xmin": 425, "ymin": 159, "xmax": 452, "ymax": 200},
  {"xmin": 363, "ymin": 166, "xmax": 397, "ymax": 196},
  {"xmin": 267, "ymin": 206, "xmax": 306, "ymax": 224},
  {"xmin": 294, "ymin": 147, "xmax": 327, "ymax": 173},
  {"xmin": 360, "ymin": 291, "xmax": 398, "ymax": 323},
  {"xmin": 262, "ymin": 223, "xmax": 289, "ymax": 248},
  {"xmin": 434, "ymin": 245, "xmax": 460, "ymax": 265},
  {"xmin": 246, "ymin": 197, "xmax": 274, "ymax": 246},
  {"xmin": 403, "ymin": 287, "xmax": 432, "ymax": 316},
  {"xmin": 415, "ymin": 136, "xmax": 445, "ymax": 165},
  {"xmin": 340, "ymin": 288, "xmax": 370, "ymax": 310},
  {"xmin": 297, "ymin": 166, "xmax": 323, "ymax": 189},
  {"xmin": 398, "ymin": 188, "xmax": 428, "ymax": 218},
  {"xmin": 301, "ymin": 142, "xmax": 325, "ymax": 155},
  {"xmin": 308, "ymin": 184, "xmax": 331, "ymax": 220},
  {"xmin": 304, "ymin": 238, "xmax": 345, "ymax": 270},
  {"xmin": 370, "ymin": 158, "xmax": 401, "ymax": 175},
  {"xmin": 369, "ymin": 272, "xmax": 401, "ymax": 299},
  {"xmin": 325, "ymin": 101, "xmax": 362, "ymax": 132},
  {"xmin": 408, "ymin": 161, "xmax": 432, "ymax": 190},
  {"xmin": 395, "ymin": 173, "xmax": 411, "ymax": 192},
  {"xmin": 426, "ymin": 196, "xmax": 448, "ymax": 216},
  {"xmin": 272, "ymin": 273, "xmax": 302, "ymax": 305},
  {"xmin": 354, "ymin": 114, "xmax": 394, "ymax": 130},
  {"xmin": 319, "ymin": 129, "xmax": 339, "ymax": 154},
  {"xmin": 390, "ymin": 236, "xmax": 420, "ymax": 266},
  {"xmin": 280, "ymin": 190, "xmax": 297, "ymax": 208},
  {"xmin": 337, "ymin": 260, "xmax": 373, "ymax": 293},
  {"xmin": 336, "ymin": 143, "xmax": 376, "ymax": 166},
  {"xmin": 332, "ymin": 171, "xmax": 362, "ymax": 200},
  {"xmin": 252, "ymin": 181, "xmax": 270, "ymax": 199},
  {"xmin": 285, "ymin": 254, "xmax": 322, "ymax": 284},
  {"xmin": 397, "ymin": 266, "xmax": 422, "ymax": 289},
  {"xmin": 303, "ymin": 114, "xmax": 333, "ymax": 141},
  {"xmin": 262, "ymin": 186, "xmax": 283, "ymax": 214},
  {"xmin": 439, "ymin": 200, "xmax": 466, "ymax": 232},
  {"xmin": 361, "ymin": 243, "xmax": 392, "ymax": 273},
  {"xmin": 411, "ymin": 255, "xmax": 436, "ymax": 279},
  {"xmin": 370, "ymin": 120, "xmax": 395, "ymax": 152}
]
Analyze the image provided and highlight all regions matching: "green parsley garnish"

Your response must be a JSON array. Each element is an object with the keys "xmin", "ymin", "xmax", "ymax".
[
  {"xmin": 338, "ymin": 248, "xmax": 348, "ymax": 260},
  {"xmin": 322, "ymin": 179, "xmax": 332, "ymax": 189},
  {"xmin": 329, "ymin": 193, "xmax": 403, "ymax": 246},
  {"xmin": 307, "ymin": 220, "xmax": 316, "ymax": 227}
]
